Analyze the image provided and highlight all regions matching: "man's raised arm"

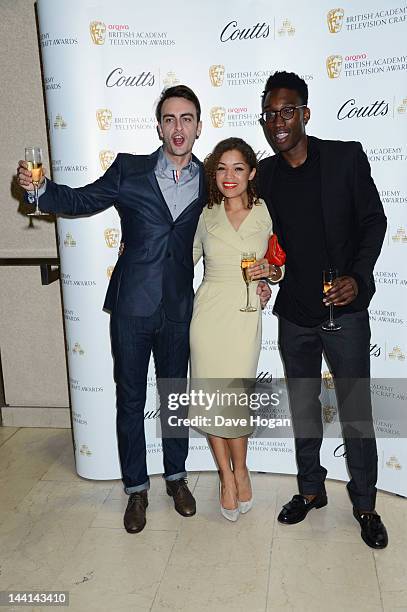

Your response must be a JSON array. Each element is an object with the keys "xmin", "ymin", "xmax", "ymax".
[{"xmin": 16, "ymin": 154, "xmax": 123, "ymax": 216}]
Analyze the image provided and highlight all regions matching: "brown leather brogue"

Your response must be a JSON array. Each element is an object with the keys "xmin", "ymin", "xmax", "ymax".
[
  {"xmin": 123, "ymin": 490, "xmax": 148, "ymax": 533},
  {"xmin": 166, "ymin": 478, "xmax": 196, "ymax": 517}
]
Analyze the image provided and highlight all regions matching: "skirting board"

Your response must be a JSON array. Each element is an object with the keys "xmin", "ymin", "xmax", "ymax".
[{"xmin": 1, "ymin": 406, "xmax": 71, "ymax": 428}]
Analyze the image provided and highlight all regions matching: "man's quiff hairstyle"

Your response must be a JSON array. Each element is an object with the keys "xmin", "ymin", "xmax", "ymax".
[
  {"xmin": 262, "ymin": 71, "xmax": 308, "ymax": 107},
  {"xmin": 155, "ymin": 85, "xmax": 201, "ymax": 123}
]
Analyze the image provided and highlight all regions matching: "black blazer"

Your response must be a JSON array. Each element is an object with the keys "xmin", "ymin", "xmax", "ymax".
[
  {"xmin": 38, "ymin": 148, "xmax": 206, "ymax": 321},
  {"xmin": 258, "ymin": 136, "xmax": 387, "ymax": 311}
]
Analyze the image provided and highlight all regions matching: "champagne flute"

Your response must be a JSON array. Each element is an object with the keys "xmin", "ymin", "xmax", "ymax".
[
  {"xmin": 322, "ymin": 268, "xmax": 341, "ymax": 331},
  {"xmin": 240, "ymin": 251, "xmax": 257, "ymax": 312},
  {"xmin": 25, "ymin": 147, "xmax": 47, "ymax": 216}
]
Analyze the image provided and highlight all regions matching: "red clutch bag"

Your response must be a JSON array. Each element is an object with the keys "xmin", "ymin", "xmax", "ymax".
[{"xmin": 265, "ymin": 234, "xmax": 286, "ymax": 266}]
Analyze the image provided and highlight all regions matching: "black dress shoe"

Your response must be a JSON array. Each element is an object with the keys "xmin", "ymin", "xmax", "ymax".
[
  {"xmin": 123, "ymin": 490, "xmax": 148, "ymax": 533},
  {"xmin": 166, "ymin": 478, "xmax": 196, "ymax": 517},
  {"xmin": 353, "ymin": 509, "xmax": 388, "ymax": 549},
  {"xmin": 278, "ymin": 493, "xmax": 328, "ymax": 525}
]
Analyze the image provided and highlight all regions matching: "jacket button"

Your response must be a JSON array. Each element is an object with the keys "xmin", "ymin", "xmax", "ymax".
[{"xmin": 167, "ymin": 252, "xmax": 171, "ymax": 258}]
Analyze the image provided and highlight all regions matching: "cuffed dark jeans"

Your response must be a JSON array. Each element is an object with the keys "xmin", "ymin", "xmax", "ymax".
[
  {"xmin": 110, "ymin": 305, "xmax": 190, "ymax": 493},
  {"xmin": 278, "ymin": 310, "xmax": 377, "ymax": 510}
]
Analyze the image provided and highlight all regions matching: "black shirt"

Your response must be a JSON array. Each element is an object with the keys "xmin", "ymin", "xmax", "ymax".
[{"xmin": 272, "ymin": 140, "xmax": 331, "ymax": 327}]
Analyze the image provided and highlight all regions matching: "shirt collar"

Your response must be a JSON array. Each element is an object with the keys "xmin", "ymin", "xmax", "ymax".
[{"xmin": 156, "ymin": 146, "xmax": 196, "ymax": 177}]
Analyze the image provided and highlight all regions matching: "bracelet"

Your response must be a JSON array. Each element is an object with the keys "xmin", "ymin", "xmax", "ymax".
[{"xmin": 267, "ymin": 266, "xmax": 280, "ymax": 282}]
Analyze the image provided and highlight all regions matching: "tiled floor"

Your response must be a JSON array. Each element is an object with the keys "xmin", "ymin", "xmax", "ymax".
[{"xmin": 0, "ymin": 427, "xmax": 406, "ymax": 612}]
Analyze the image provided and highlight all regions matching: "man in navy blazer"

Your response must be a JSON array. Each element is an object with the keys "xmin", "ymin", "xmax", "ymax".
[
  {"xmin": 258, "ymin": 71, "xmax": 388, "ymax": 548},
  {"xmin": 18, "ymin": 85, "xmax": 205, "ymax": 533}
]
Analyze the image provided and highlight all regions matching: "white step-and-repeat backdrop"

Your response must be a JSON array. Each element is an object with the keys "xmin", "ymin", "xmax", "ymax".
[{"xmin": 36, "ymin": 0, "xmax": 406, "ymax": 495}]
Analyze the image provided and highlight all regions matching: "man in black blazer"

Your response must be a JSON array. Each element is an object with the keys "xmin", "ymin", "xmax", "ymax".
[
  {"xmin": 17, "ymin": 85, "xmax": 205, "ymax": 534},
  {"xmin": 258, "ymin": 71, "xmax": 388, "ymax": 548}
]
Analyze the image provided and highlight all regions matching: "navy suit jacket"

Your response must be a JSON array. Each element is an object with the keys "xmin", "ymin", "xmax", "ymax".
[
  {"xmin": 258, "ymin": 136, "xmax": 387, "ymax": 311},
  {"xmin": 37, "ymin": 148, "xmax": 206, "ymax": 321}
]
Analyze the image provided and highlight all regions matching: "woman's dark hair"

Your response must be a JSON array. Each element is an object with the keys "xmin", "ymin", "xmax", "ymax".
[
  {"xmin": 155, "ymin": 85, "xmax": 201, "ymax": 122},
  {"xmin": 261, "ymin": 71, "xmax": 308, "ymax": 108},
  {"xmin": 204, "ymin": 137, "xmax": 259, "ymax": 209}
]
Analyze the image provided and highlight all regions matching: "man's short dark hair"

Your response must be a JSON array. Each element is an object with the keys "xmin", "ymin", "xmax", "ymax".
[
  {"xmin": 261, "ymin": 71, "xmax": 308, "ymax": 107},
  {"xmin": 155, "ymin": 85, "xmax": 201, "ymax": 123}
]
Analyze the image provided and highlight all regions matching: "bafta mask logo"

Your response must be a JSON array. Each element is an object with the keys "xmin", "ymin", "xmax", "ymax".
[
  {"xmin": 96, "ymin": 108, "xmax": 113, "ymax": 131},
  {"xmin": 54, "ymin": 113, "xmax": 67, "ymax": 130},
  {"xmin": 397, "ymin": 97, "xmax": 407, "ymax": 114},
  {"xmin": 63, "ymin": 232, "xmax": 76, "ymax": 247},
  {"xmin": 392, "ymin": 227, "xmax": 407, "ymax": 243},
  {"xmin": 389, "ymin": 346, "xmax": 405, "ymax": 361},
  {"xmin": 209, "ymin": 65, "xmax": 225, "ymax": 87},
  {"xmin": 163, "ymin": 71, "xmax": 180, "ymax": 88},
  {"xmin": 99, "ymin": 150, "xmax": 115, "ymax": 171},
  {"xmin": 79, "ymin": 444, "xmax": 92, "ymax": 457},
  {"xmin": 386, "ymin": 456, "xmax": 402, "ymax": 470},
  {"xmin": 104, "ymin": 228, "xmax": 120, "ymax": 248},
  {"xmin": 210, "ymin": 106, "xmax": 226, "ymax": 128},
  {"xmin": 327, "ymin": 8, "xmax": 345, "ymax": 33},
  {"xmin": 326, "ymin": 55, "xmax": 343, "ymax": 79},
  {"xmin": 278, "ymin": 19, "xmax": 295, "ymax": 36},
  {"xmin": 107, "ymin": 265, "xmax": 115, "ymax": 279},
  {"xmin": 72, "ymin": 342, "xmax": 85, "ymax": 356},
  {"xmin": 323, "ymin": 405, "xmax": 337, "ymax": 424},
  {"xmin": 89, "ymin": 21, "xmax": 106, "ymax": 45}
]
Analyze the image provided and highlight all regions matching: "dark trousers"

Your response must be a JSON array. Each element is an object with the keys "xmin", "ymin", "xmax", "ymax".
[
  {"xmin": 278, "ymin": 311, "xmax": 377, "ymax": 510},
  {"xmin": 110, "ymin": 304, "xmax": 190, "ymax": 493}
]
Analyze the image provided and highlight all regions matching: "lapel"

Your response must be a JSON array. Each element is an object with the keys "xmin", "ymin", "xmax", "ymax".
[
  {"xmin": 308, "ymin": 136, "xmax": 335, "ymax": 265},
  {"xmin": 308, "ymin": 136, "xmax": 329, "ymax": 215},
  {"xmin": 260, "ymin": 155, "xmax": 281, "ymax": 240},
  {"xmin": 145, "ymin": 148, "xmax": 173, "ymax": 222},
  {"xmin": 203, "ymin": 200, "xmax": 270, "ymax": 251},
  {"xmin": 195, "ymin": 156, "xmax": 205, "ymax": 204},
  {"xmin": 175, "ymin": 155, "xmax": 205, "ymax": 222}
]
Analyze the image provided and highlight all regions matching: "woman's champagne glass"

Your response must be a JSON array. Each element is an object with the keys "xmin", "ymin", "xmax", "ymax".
[
  {"xmin": 322, "ymin": 268, "xmax": 341, "ymax": 331},
  {"xmin": 240, "ymin": 252, "xmax": 257, "ymax": 312},
  {"xmin": 25, "ymin": 147, "xmax": 47, "ymax": 216}
]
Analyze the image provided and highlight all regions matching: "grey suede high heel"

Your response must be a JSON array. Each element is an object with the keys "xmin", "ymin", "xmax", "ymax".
[{"xmin": 219, "ymin": 481, "xmax": 239, "ymax": 522}]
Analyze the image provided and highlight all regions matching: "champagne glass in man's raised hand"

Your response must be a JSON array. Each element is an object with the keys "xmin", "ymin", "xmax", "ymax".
[
  {"xmin": 322, "ymin": 268, "xmax": 341, "ymax": 331},
  {"xmin": 25, "ymin": 147, "xmax": 47, "ymax": 216}
]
